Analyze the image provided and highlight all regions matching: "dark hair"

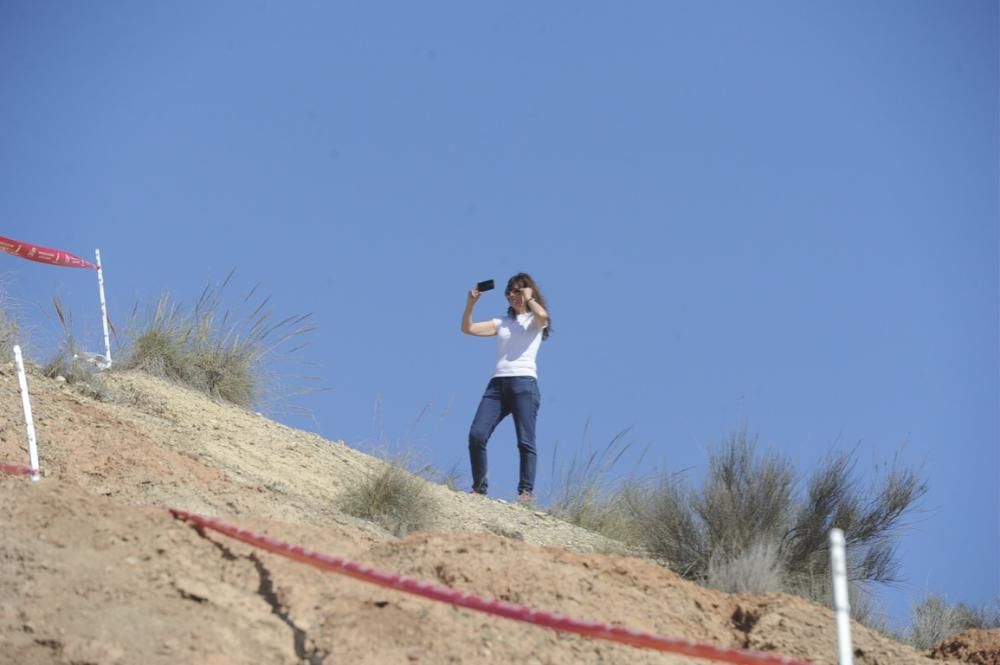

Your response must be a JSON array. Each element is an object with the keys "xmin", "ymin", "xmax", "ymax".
[{"xmin": 505, "ymin": 272, "xmax": 552, "ymax": 340}]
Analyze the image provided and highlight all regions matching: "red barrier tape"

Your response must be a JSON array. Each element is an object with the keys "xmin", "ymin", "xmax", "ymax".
[
  {"xmin": 0, "ymin": 235, "xmax": 96, "ymax": 269},
  {"xmin": 0, "ymin": 463, "xmax": 34, "ymax": 476},
  {"xmin": 170, "ymin": 508, "xmax": 814, "ymax": 665}
]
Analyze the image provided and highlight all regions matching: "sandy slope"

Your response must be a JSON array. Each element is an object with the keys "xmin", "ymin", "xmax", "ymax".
[{"xmin": 0, "ymin": 365, "xmax": 975, "ymax": 664}]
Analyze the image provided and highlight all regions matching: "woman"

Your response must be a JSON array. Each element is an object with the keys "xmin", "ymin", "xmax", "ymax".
[{"xmin": 461, "ymin": 272, "xmax": 551, "ymax": 503}]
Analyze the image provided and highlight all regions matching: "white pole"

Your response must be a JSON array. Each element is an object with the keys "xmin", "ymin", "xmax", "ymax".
[
  {"xmin": 13, "ymin": 345, "xmax": 40, "ymax": 481},
  {"xmin": 830, "ymin": 528, "xmax": 854, "ymax": 665},
  {"xmin": 96, "ymin": 248, "xmax": 112, "ymax": 369}
]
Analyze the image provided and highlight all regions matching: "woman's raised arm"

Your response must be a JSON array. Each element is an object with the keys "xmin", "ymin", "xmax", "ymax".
[{"xmin": 461, "ymin": 288, "xmax": 498, "ymax": 336}]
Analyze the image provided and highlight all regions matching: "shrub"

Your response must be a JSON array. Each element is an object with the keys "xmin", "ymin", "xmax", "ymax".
[
  {"xmin": 626, "ymin": 430, "xmax": 925, "ymax": 596},
  {"xmin": 546, "ymin": 426, "xmax": 926, "ymax": 616},
  {"xmin": 626, "ymin": 474, "xmax": 705, "ymax": 573},
  {"xmin": 955, "ymin": 597, "xmax": 1000, "ymax": 630},
  {"xmin": 339, "ymin": 457, "xmax": 439, "ymax": 536},
  {"xmin": 908, "ymin": 595, "xmax": 1000, "ymax": 649},
  {"xmin": 697, "ymin": 432, "xmax": 795, "ymax": 564},
  {"xmin": 783, "ymin": 450, "xmax": 927, "ymax": 587},
  {"xmin": 707, "ymin": 537, "xmax": 784, "ymax": 594},
  {"xmin": 119, "ymin": 272, "xmax": 315, "ymax": 408},
  {"xmin": 909, "ymin": 595, "xmax": 966, "ymax": 650},
  {"xmin": 622, "ymin": 432, "xmax": 796, "ymax": 580}
]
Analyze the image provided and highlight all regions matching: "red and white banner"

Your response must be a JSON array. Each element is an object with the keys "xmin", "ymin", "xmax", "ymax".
[{"xmin": 0, "ymin": 235, "xmax": 96, "ymax": 269}]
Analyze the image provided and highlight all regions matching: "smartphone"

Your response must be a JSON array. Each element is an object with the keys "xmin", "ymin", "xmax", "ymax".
[{"xmin": 476, "ymin": 279, "xmax": 495, "ymax": 292}]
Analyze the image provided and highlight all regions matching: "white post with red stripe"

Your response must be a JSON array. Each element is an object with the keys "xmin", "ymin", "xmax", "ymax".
[
  {"xmin": 12, "ymin": 345, "xmax": 40, "ymax": 481},
  {"xmin": 96, "ymin": 249, "xmax": 111, "ymax": 369},
  {"xmin": 829, "ymin": 529, "xmax": 853, "ymax": 665}
]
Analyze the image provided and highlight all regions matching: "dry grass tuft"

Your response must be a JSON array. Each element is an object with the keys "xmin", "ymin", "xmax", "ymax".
[
  {"xmin": 339, "ymin": 456, "xmax": 439, "ymax": 536},
  {"xmin": 0, "ymin": 309, "xmax": 16, "ymax": 360},
  {"xmin": 908, "ymin": 594, "xmax": 1000, "ymax": 650},
  {"xmin": 547, "ymin": 425, "xmax": 645, "ymax": 543},
  {"xmin": 118, "ymin": 271, "xmax": 316, "ymax": 409},
  {"xmin": 706, "ymin": 538, "xmax": 784, "ymax": 594},
  {"xmin": 43, "ymin": 297, "xmax": 109, "ymax": 400},
  {"xmin": 0, "ymin": 282, "xmax": 19, "ymax": 359}
]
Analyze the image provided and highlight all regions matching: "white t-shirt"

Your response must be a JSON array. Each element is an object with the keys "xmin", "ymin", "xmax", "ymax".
[{"xmin": 491, "ymin": 312, "xmax": 546, "ymax": 378}]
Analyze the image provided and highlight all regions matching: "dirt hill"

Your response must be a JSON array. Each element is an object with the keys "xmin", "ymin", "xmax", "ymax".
[
  {"xmin": 929, "ymin": 631, "xmax": 1000, "ymax": 665},
  {"xmin": 0, "ymin": 364, "xmax": 982, "ymax": 664}
]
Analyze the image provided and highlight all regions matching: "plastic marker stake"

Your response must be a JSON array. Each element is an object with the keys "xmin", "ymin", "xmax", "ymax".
[
  {"xmin": 829, "ymin": 529, "xmax": 853, "ymax": 665},
  {"xmin": 96, "ymin": 248, "xmax": 112, "ymax": 368},
  {"xmin": 13, "ymin": 345, "xmax": 40, "ymax": 481}
]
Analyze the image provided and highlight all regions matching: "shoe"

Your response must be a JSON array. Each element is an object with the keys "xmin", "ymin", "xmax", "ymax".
[
  {"xmin": 516, "ymin": 492, "xmax": 534, "ymax": 505},
  {"xmin": 469, "ymin": 488, "xmax": 486, "ymax": 496}
]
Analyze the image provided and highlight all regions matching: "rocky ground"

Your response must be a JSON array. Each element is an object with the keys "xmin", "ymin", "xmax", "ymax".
[
  {"xmin": 1, "ymin": 365, "xmax": 995, "ymax": 665},
  {"xmin": 929, "ymin": 631, "xmax": 1000, "ymax": 665}
]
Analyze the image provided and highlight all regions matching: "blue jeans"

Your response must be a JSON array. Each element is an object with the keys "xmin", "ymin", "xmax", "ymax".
[{"xmin": 468, "ymin": 376, "xmax": 540, "ymax": 495}]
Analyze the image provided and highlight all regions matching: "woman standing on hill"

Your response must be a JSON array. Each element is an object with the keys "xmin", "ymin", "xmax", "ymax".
[{"xmin": 461, "ymin": 272, "xmax": 551, "ymax": 504}]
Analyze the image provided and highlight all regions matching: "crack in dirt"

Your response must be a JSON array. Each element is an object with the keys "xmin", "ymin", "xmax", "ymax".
[
  {"xmin": 250, "ymin": 552, "xmax": 327, "ymax": 665},
  {"xmin": 177, "ymin": 588, "xmax": 209, "ymax": 604},
  {"xmin": 186, "ymin": 523, "xmax": 327, "ymax": 664}
]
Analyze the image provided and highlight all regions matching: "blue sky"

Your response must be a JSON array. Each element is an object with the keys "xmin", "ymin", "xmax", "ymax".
[{"xmin": 1, "ymin": 2, "xmax": 996, "ymax": 630}]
